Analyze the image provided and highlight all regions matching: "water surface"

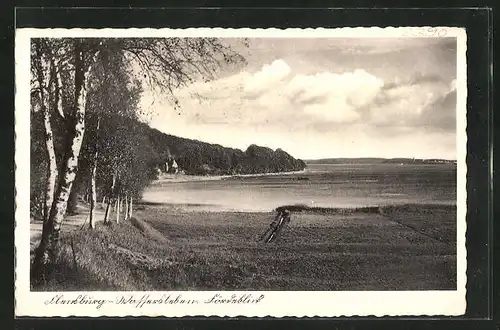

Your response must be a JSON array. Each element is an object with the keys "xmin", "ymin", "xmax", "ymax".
[{"xmin": 142, "ymin": 163, "xmax": 457, "ymax": 212}]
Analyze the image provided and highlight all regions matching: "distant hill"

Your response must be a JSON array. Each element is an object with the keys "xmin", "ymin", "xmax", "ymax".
[
  {"xmin": 305, "ymin": 158, "xmax": 457, "ymax": 165},
  {"xmin": 145, "ymin": 125, "xmax": 306, "ymax": 175}
]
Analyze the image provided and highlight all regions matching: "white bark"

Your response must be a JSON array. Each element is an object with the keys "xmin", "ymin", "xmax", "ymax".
[
  {"xmin": 124, "ymin": 195, "xmax": 129, "ymax": 220},
  {"xmin": 89, "ymin": 164, "xmax": 97, "ymax": 229},
  {"xmin": 54, "ymin": 63, "xmax": 64, "ymax": 119},
  {"xmin": 116, "ymin": 195, "xmax": 121, "ymax": 224},
  {"xmin": 35, "ymin": 41, "xmax": 102, "ymax": 273},
  {"xmin": 89, "ymin": 118, "xmax": 100, "ymax": 229},
  {"xmin": 33, "ymin": 42, "xmax": 58, "ymax": 225},
  {"xmin": 129, "ymin": 196, "xmax": 133, "ymax": 218},
  {"xmin": 104, "ymin": 172, "xmax": 116, "ymax": 223},
  {"xmin": 104, "ymin": 200, "xmax": 111, "ymax": 224},
  {"xmin": 41, "ymin": 83, "xmax": 57, "ymax": 224},
  {"xmin": 47, "ymin": 54, "xmax": 89, "ymax": 234}
]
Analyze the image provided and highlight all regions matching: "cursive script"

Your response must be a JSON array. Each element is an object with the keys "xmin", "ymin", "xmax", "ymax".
[
  {"xmin": 116, "ymin": 294, "xmax": 199, "ymax": 308},
  {"xmin": 204, "ymin": 293, "xmax": 265, "ymax": 304},
  {"xmin": 44, "ymin": 294, "xmax": 110, "ymax": 309},
  {"xmin": 43, "ymin": 292, "xmax": 265, "ymax": 310}
]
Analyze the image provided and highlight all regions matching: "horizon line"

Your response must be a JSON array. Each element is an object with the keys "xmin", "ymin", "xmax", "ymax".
[{"xmin": 304, "ymin": 157, "xmax": 457, "ymax": 161}]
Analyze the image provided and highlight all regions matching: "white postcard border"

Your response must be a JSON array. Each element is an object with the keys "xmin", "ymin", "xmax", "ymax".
[{"xmin": 15, "ymin": 26, "xmax": 467, "ymax": 317}]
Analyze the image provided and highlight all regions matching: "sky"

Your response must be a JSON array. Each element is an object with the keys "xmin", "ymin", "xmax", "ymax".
[{"xmin": 139, "ymin": 37, "xmax": 458, "ymax": 160}]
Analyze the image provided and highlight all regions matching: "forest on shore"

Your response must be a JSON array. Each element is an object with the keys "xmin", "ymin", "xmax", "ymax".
[
  {"xmin": 31, "ymin": 111, "xmax": 306, "ymax": 218},
  {"xmin": 149, "ymin": 127, "xmax": 306, "ymax": 176}
]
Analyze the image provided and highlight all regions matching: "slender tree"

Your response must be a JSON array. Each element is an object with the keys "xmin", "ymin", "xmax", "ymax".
[
  {"xmin": 129, "ymin": 196, "xmax": 133, "ymax": 218},
  {"xmin": 116, "ymin": 194, "xmax": 121, "ymax": 224},
  {"xmin": 31, "ymin": 36, "xmax": 246, "ymax": 280},
  {"xmin": 103, "ymin": 170, "xmax": 116, "ymax": 224},
  {"xmin": 32, "ymin": 39, "xmax": 103, "ymax": 278},
  {"xmin": 88, "ymin": 117, "xmax": 100, "ymax": 229},
  {"xmin": 31, "ymin": 40, "xmax": 59, "ymax": 225},
  {"xmin": 85, "ymin": 50, "xmax": 142, "ymax": 225}
]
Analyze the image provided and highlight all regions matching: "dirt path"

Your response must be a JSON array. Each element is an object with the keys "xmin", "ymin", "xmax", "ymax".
[{"xmin": 30, "ymin": 204, "xmax": 106, "ymax": 252}]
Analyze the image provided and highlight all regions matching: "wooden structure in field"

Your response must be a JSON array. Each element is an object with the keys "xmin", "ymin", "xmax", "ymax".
[{"xmin": 260, "ymin": 209, "xmax": 291, "ymax": 243}]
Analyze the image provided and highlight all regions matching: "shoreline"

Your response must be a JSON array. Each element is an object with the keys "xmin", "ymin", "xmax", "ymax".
[
  {"xmin": 135, "ymin": 200, "xmax": 457, "ymax": 214},
  {"xmin": 31, "ymin": 201, "xmax": 457, "ymax": 253},
  {"xmin": 152, "ymin": 169, "xmax": 307, "ymax": 184}
]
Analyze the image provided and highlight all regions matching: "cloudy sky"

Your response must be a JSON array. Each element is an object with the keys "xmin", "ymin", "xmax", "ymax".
[{"xmin": 140, "ymin": 37, "xmax": 457, "ymax": 160}]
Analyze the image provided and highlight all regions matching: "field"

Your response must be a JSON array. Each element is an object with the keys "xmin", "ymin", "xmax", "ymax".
[{"xmin": 32, "ymin": 203, "xmax": 457, "ymax": 291}]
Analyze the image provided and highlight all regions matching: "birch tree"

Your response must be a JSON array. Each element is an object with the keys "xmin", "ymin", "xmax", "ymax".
[
  {"xmin": 31, "ymin": 36, "xmax": 246, "ymax": 280},
  {"xmin": 88, "ymin": 117, "xmax": 100, "ymax": 228},
  {"xmin": 31, "ymin": 40, "xmax": 58, "ymax": 224},
  {"xmin": 32, "ymin": 38, "xmax": 103, "ymax": 278},
  {"xmin": 86, "ymin": 51, "xmax": 141, "ymax": 227}
]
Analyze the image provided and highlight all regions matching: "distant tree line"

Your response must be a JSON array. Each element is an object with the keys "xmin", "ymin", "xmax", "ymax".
[
  {"xmin": 306, "ymin": 158, "xmax": 456, "ymax": 165},
  {"xmin": 148, "ymin": 128, "xmax": 307, "ymax": 175}
]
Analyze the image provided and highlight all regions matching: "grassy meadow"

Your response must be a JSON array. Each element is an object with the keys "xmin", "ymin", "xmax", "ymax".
[{"xmin": 31, "ymin": 203, "xmax": 456, "ymax": 291}]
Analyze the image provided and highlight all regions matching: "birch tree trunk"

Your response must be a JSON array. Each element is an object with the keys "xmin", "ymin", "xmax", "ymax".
[
  {"xmin": 33, "ymin": 40, "xmax": 101, "ymax": 278},
  {"xmin": 89, "ymin": 165, "xmax": 97, "ymax": 229},
  {"xmin": 104, "ymin": 200, "xmax": 111, "ymax": 224},
  {"xmin": 42, "ymin": 99, "xmax": 58, "ymax": 225},
  {"xmin": 116, "ymin": 195, "xmax": 121, "ymax": 224},
  {"xmin": 89, "ymin": 118, "xmax": 100, "ymax": 229},
  {"xmin": 104, "ymin": 173, "xmax": 116, "ymax": 224},
  {"xmin": 54, "ymin": 61, "xmax": 65, "ymax": 119},
  {"xmin": 42, "ymin": 100, "xmax": 58, "ymax": 223},
  {"xmin": 33, "ymin": 41, "xmax": 58, "ymax": 225},
  {"xmin": 124, "ymin": 194, "xmax": 129, "ymax": 220},
  {"xmin": 129, "ymin": 196, "xmax": 133, "ymax": 218}
]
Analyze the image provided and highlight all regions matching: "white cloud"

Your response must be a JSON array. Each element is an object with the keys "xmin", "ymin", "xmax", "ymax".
[
  {"xmin": 148, "ymin": 63, "xmax": 454, "ymax": 131},
  {"xmin": 170, "ymin": 61, "xmax": 386, "ymax": 127},
  {"xmin": 369, "ymin": 78, "xmax": 452, "ymax": 126},
  {"xmin": 144, "ymin": 54, "xmax": 457, "ymax": 159},
  {"xmin": 243, "ymin": 59, "xmax": 291, "ymax": 94},
  {"xmin": 302, "ymin": 100, "xmax": 361, "ymax": 123},
  {"xmin": 284, "ymin": 69, "xmax": 384, "ymax": 123},
  {"xmin": 286, "ymin": 69, "xmax": 383, "ymax": 104}
]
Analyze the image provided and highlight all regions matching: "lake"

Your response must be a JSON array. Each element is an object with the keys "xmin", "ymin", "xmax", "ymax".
[{"xmin": 141, "ymin": 163, "xmax": 457, "ymax": 212}]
